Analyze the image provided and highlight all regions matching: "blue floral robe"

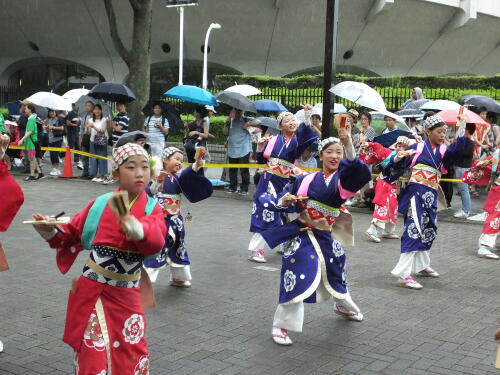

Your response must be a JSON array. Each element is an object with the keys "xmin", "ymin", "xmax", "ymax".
[
  {"xmin": 384, "ymin": 137, "xmax": 472, "ymax": 253},
  {"xmin": 261, "ymin": 158, "xmax": 371, "ymax": 305},
  {"xmin": 250, "ymin": 123, "xmax": 318, "ymax": 233},
  {"xmin": 143, "ymin": 167, "xmax": 213, "ymax": 269}
]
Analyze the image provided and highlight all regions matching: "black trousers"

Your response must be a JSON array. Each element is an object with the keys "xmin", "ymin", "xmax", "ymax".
[
  {"xmin": 228, "ymin": 153, "xmax": 250, "ymax": 191},
  {"xmin": 66, "ymin": 131, "xmax": 80, "ymax": 162},
  {"xmin": 440, "ymin": 168, "xmax": 454, "ymax": 207}
]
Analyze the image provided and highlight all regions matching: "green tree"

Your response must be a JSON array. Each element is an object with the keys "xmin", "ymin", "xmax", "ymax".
[{"xmin": 103, "ymin": 0, "xmax": 153, "ymax": 129}]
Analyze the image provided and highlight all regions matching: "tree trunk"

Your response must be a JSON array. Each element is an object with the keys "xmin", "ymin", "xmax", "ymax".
[
  {"xmin": 125, "ymin": 1, "xmax": 153, "ymax": 130},
  {"xmin": 104, "ymin": 0, "xmax": 153, "ymax": 130}
]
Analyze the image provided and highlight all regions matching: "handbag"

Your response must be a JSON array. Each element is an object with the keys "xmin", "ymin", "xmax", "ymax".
[
  {"xmin": 94, "ymin": 132, "xmax": 108, "ymax": 147},
  {"xmin": 184, "ymin": 137, "xmax": 197, "ymax": 152}
]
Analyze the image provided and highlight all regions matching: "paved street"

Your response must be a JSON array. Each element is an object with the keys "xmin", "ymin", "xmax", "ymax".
[{"xmin": 0, "ymin": 176, "xmax": 498, "ymax": 375}]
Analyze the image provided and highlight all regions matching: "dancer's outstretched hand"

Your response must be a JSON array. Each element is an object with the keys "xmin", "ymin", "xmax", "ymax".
[{"xmin": 31, "ymin": 213, "xmax": 55, "ymax": 233}]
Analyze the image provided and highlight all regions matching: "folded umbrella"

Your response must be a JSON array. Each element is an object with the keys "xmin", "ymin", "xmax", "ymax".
[
  {"xmin": 462, "ymin": 95, "xmax": 500, "ymax": 114},
  {"xmin": 225, "ymin": 84, "xmax": 261, "ymax": 97},
  {"xmin": 89, "ymin": 82, "xmax": 136, "ymax": 103},
  {"xmin": 75, "ymin": 95, "xmax": 112, "ymax": 118},
  {"xmin": 420, "ymin": 100, "xmax": 460, "ymax": 112},
  {"xmin": 26, "ymin": 92, "xmax": 72, "ymax": 111},
  {"xmin": 330, "ymin": 81, "xmax": 386, "ymax": 112},
  {"xmin": 215, "ymin": 91, "xmax": 256, "ymax": 113},
  {"xmin": 164, "ymin": 85, "xmax": 217, "ymax": 106},
  {"xmin": 254, "ymin": 99, "xmax": 287, "ymax": 112}
]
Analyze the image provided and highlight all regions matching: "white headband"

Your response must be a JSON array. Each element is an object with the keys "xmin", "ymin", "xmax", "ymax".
[
  {"xmin": 162, "ymin": 146, "xmax": 182, "ymax": 159},
  {"xmin": 318, "ymin": 137, "xmax": 341, "ymax": 152},
  {"xmin": 277, "ymin": 111, "xmax": 294, "ymax": 126},
  {"xmin": 112, "ymin": 143, "xmax": 149, "ymax": 171}
]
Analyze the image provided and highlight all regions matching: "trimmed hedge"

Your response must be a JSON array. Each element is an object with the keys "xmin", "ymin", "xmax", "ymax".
[{"xmin": 215, "ymin": 74, "xmax": 500, "ymax": 90}]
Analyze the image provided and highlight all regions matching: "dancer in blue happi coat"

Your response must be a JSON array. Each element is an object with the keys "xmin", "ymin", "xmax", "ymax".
[
  {"xmin": 260, "ymin": 124, "xmax": 371, "ymax": 345},
  {"xmin": 385, "ymin": 114, "xmax": 473, "ymax": 289},
  {"xmin": 248, "ymin": 111, "xmax": 318, "ymax": 263},
  {"xmin": 143, "ymin": 147, "xmax": 213, "ymax": 287}
]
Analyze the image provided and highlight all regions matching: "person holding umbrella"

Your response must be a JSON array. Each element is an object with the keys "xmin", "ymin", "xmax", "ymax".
[
  {"xmin": 143, "ymin": 103, "xmax": 169, "ymax": 159},
  {"xmin": 223, "ymin": 109, "xmax": 260, "ymax": 195},
  {"xmin": 86, "ymin": 104, "xmax": 110, "ymax": 183}
]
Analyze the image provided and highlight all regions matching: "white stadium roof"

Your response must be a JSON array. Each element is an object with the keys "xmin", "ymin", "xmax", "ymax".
[{"xmin": 1, "ymin": 0, "xmax": 500, "ymax": 85}]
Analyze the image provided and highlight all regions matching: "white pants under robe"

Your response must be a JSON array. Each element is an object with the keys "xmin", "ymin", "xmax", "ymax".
[{"xmin": 391, "ymin": 250, "xmax": 430, "ymax": 278}]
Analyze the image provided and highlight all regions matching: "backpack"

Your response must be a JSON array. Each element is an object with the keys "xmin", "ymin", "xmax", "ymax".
[{"xmin": 81, "ymin": 192, "xmax": 157, "ymax": 250}]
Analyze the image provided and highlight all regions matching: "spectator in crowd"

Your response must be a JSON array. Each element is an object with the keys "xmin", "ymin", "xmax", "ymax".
[
  {"xmin": 79, "ymin": 101, "xmax": 95, "ymax": 179},
  {"xmin": 204, "ymin": 105, "xmax": 216, "ymax": 129},
  {"xmin": 184, "ymin": 106, "xmax": 210, "ymax": 173},
  {"xmin": 65, "ymin": 103, "xmax": 81, "ymax": 169},
  {"xmin": 454, "ymin": 123, "xmax": 476, "ymax": 218},
  {"xmin": 296, "ymin": 143, "xmax": 318, "ymax": 169},
  {"xmin": 45, "ymin": 109, "xmax": 65, "ymax": 176},
  {"xmin": 37, "ymin": 113, "xmax": 48, "ymax": 168},
  {"xmin": 18, "ymin": 104, "xmax": 42, "ymax": 181},
  {"xmin": 353, "ymin": 110, "xmax": 376, "ymax": 149},
  {"xmin": 18, "ymin": 101, "xmax": 30, "ymax": 173},
  {"xmin": 86, "ymin": 104, "xmax": 109, "ymax": 183},
  {"xmin": 382, "ymin": 114, "xmax": 399, "ymax": 134},
  {"xmin": 223, "ymin": 108, "xmax": 260, "ymax": 195},
  {"xmin": 309, "ymin": 112, "xmax": 322, "ymax": 136},
  {"xmin": 402, "ymin": 87, "xmax": 424, "ymax": 108},
  {"xmin": 111, "ymin": 102, "xmax": 129, "ymax": 145},
  {"xmin": 143, "ymin": 103, "xmax": 169, "ymax": 158}
]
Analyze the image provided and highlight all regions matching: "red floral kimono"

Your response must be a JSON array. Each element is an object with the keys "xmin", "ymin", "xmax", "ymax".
[
  {"xmin": 359, "ymin": 142, "xmax": 399, "ymax": 224},
  {"xmin": 44, "ymin": 189, "xmax": 166, "ymax": 375}
]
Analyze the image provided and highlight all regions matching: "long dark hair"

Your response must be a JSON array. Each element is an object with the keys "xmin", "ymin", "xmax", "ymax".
[{"xmin": 92, "ymin": 104, "xmax": 103, "ymax": 121}]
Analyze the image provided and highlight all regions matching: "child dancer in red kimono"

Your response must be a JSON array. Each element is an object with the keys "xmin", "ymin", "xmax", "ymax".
[
  {"xmin": 474, "ymin": 150, "xmax": 500, "ymax": 259},
  {"xmin": 31, "ymin": 143, "xmax": 166, "ymax": 374},
  {"xmin": 0, "ymin": 133, "xmax": 25, "ymax": 353},
  {"xmin": 360, "ymin": 136, "xmax": 414, "ymax": 243}
]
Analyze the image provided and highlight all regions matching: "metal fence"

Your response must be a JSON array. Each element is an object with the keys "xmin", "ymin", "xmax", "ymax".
[{"xmin": 162, "ymin": 86, "xmax": 500, "ymax": 114}]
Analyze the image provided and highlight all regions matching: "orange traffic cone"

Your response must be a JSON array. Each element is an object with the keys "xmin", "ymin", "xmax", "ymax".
[{"xmin": 59, "ymin": 146, "xmax": 76, "ymax": 178}]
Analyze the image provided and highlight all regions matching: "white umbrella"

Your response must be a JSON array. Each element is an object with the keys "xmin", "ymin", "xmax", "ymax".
[
  {"xmin": 420, "ymin": 100, "xmax": 460, "ymax": 112},
  {"xmin": 312, "ymin": 102, "xmax": 347, "ymax": 114},
  {"xmin": 26, "ymin": 92, "xmax": 72, "ymax": 111},
  {"xmin": 330, "ymin": 81, "xmax": 386, "ymax": 112},
  {"xmin": 224, "ymin": 84, "xmax": 261, "ymax": 97},
  {"xmin": 62, "ymin": 88, "xmax": 90, "ymax": 103}
]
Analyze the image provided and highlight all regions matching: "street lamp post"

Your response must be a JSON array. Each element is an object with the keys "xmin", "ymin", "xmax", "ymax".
[
  {"xmin": 202, "ymin": 23, "xmax": 221, "ymax": 90},
  {"xmin": 166, "ymin": 0, "xmax": 199, "ymax": 86}
]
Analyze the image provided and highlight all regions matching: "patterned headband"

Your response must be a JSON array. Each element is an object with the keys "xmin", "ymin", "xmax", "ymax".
[
  {"xmin": 423, "ymin": 115, "xmax": 445, "ymax": 130},
  {"xmin": 318, "ymin": 137, "xmax": 341, "ymax": 152},
  {"xmin": 112, "ymin": 143, "xmax": 149, "ymax": 171},
  {"xmin": 162, "ymin": 146, "xmax": 182, "ymax": 159},
  {"xmin": 277, "ymin": 111, "xmax": 294, "ymax": 126}
]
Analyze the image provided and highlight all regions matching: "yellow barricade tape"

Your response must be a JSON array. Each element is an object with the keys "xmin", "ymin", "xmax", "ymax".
[{"xmin": 6, "ymin": 144, "xmax": 468, "ymax": 183}]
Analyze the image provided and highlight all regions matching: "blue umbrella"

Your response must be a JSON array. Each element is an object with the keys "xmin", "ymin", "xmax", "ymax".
[
  {"xmin": 254, "ymin": 99, "xmax": 288, "ymax": 112},
  {"xmin": 164, "ymin": 85, "xmax": 218, "ymax": 106}
]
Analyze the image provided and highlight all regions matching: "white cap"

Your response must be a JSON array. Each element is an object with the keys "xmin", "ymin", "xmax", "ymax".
[{"xmin": 205, "ymin": 105, "xmax": 216, "ymax": 113}]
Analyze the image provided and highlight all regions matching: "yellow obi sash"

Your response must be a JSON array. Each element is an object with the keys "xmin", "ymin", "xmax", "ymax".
[
  {"xmin": 298, "ymin": 199, "xmax": 340, "ymax": 232},
  {"xmin": 266, "ymin": 158, "xmax": 294, "ymax": 178},
  {"xmin": 410, "ymin": 164, "xmax": 441, "ymax": 190},
  {"xmin": 157, "ymin": 193, "xmax": 181, "ymax": 215}
]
